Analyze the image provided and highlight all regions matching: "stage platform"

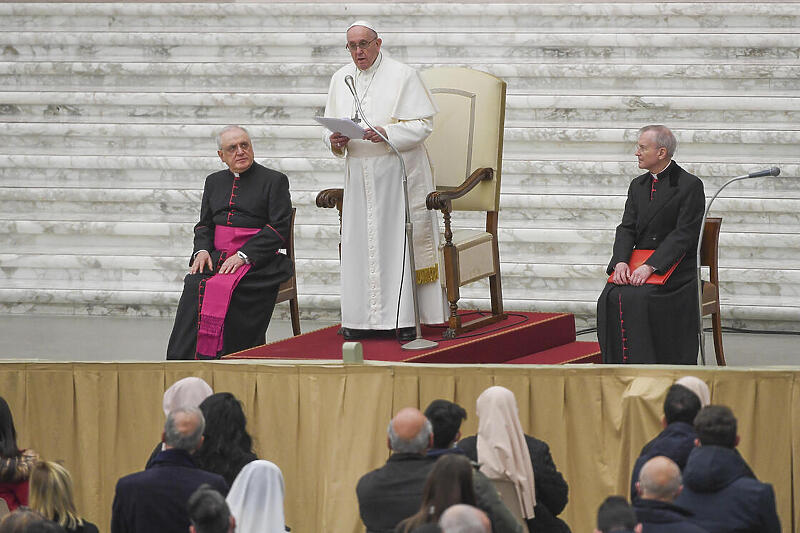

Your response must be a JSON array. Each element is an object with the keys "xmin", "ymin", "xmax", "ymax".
[{"xmin": 225, "ymin": 311, "xmax": 601, "ymax": 364}]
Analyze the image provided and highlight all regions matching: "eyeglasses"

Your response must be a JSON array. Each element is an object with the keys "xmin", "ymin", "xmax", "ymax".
[
  {"xmin": 221, "ymin": 141, "xmax": 251, "ymax": 155},
  {"xmin": 345, "ymin": 38, "xmax": 377, "ymax": 52}
]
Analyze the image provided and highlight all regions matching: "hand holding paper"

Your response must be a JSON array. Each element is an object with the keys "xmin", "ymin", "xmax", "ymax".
[{"xmin": 314, "ymin": 117, "xmax": 366, "ymax": 139}]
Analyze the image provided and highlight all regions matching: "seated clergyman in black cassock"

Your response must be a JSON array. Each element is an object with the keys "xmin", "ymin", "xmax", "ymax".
[
  {"xmin": 166, "ymin": 125, "xmax": 293, "ymax": 360},
  {"xmin": 597, "ymin": 125, "xmax": 705, "ymax": 365}
]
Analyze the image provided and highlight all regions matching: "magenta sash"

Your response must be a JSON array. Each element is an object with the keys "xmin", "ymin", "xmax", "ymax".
[{"xmin": 196, "ymin": 226, "xmax": 260, "ymax": 358}]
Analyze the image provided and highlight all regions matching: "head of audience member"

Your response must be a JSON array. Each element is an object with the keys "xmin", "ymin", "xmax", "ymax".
[
  {"xmin": 225, "ymin": 460, "xmax": 285, "ymax": 533},
  {"xmin": 594, "ymin": 496, "xmax": 642, "ymax": 533},
  {"xmin": 438, "ymin": 504, "xmax": 490, "ymax": 533},
  {"xmin": 636, "ymin": 456, "xmax": 682, "ymax": 503},
  {"xmin": 398, "ymin": 454, "xmax": 477, "ymax": 533},
  {"xmin": 0, "ymin": 509, "xmax": 48, "ymax": 533},
  {"xmin": 0, "ymin": 396, "xmax": 20, "ymax": 459},
  {"xmin": 674, "ymin": 376, "xmax": 710, "ymax": 407},
  {"xmin": 195, "ymin": 392, "xmax": 257, "ymax": 486},
  {"xmin": 425, "ymin": 400, "xmax": 468, "ymax": 450},
  {"xmin": 188, "ymin": 485, "xmax": 235, "ymax": 533},
  {"xmin": 387, "ymin": 407, "xmax": 433, "ymax": 455},
  {"xmin": 162, "ymin": 377, "xmax": 213, "ymax": 417},
  {"xmin": 662, "ymin": 384, "xmax": 702, "ymax": 428},
  {"xmin": 29, "ymin": 461, "xmax": 88, "ymax": 531},
  {"xmin": 635, "ymin": 125, "xmax": 676, "ymax": 175},
  {"xmin": 162, "ymin": 406, "xmax": 205, "ymax": 453},
  {"xmin": 346, "ymin": 21, "xmax": 382, "ymax": 71},
  {"xmin": 22, "ymin": 521, "xmax": 66, "ymax": 533},
  {"xmin": 694, "ymin": 405, "xmax": 739, "ymax": 449},
  {"xmin": 216, "ymin": 125, "xmax": 254, "ymax": 175}
]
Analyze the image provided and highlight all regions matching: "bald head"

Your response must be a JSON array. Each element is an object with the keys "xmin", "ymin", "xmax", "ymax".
[
  {"xmin": 387, "ymin": 407, "xmax": 432, "ymax": 454},
  {"xmin": 439, "ymin": 504, "xmax": 491, "ymax": 533},
  {"xmin": 164, "ymin": 407, "xmax": 205, "ymax": 452},
  {"xmin": 637, "ymin": 456, "xmax": 682, "ymax": 502}
]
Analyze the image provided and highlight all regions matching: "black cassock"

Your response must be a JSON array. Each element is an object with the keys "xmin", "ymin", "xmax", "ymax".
[
  {"xmin": 597, "ymin": 161, "xmax": 705, "ymax": 365},
  {"xmin": 167, "ymin": 162, "xmax": 293, "ymax": 360}
]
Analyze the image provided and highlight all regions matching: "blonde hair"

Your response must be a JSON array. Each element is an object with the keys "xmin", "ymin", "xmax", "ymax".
[{"xmin": 28, "ymin": 461, "xmax": 84, "ymax": 529}]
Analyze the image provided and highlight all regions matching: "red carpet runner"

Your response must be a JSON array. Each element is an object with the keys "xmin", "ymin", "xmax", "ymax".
[{"xmin": 225, "ymin": 311, "xmax": 600, "ymax": 364}]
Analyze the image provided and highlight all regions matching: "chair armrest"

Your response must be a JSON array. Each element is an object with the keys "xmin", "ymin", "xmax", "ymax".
[
  {"xmin": 426, "ymin": 168, "xmax": 493, "ymax": 211},
  {"xmin": 316, "ymin": 188, "xmax": 344, "ymax": 210}
]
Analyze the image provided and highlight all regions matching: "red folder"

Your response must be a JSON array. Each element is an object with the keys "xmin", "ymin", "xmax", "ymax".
[{"xmin": 608, "ymin": 249, "xmax": 682, "ymax": 285}]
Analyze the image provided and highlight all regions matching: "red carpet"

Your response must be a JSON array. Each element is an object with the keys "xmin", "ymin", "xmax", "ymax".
[{"xmin": 225, "ymin": 311, "xmax": 600, "ymax": 364}]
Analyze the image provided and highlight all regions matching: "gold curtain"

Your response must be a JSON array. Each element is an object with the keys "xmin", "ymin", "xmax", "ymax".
[{"xmin": 1, "ymin": 362, "xmax": 796, "ymax": 533}]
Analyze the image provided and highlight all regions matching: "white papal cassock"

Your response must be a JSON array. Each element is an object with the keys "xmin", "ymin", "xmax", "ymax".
[{"xmin": 324, "ymin": 52, "xmax": 448, "ymax": 330}]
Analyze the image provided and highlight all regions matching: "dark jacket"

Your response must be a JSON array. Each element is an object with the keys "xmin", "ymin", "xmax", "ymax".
[
  {"xmin": 459, "ymin": 435, "xmax": 571, "ymax": 533},
  {"xmin": 675, "ymin": 445, "xmax": 780, "ymax": 533},
  {"xmin": 630, "ymin": 422, "xmax": 697, "ymax": 500},
  {"xmin": 633, "ymin": 498, "xmax": 708, "ymax": 533},
  {"xmin": 111, "ymin": 448, "xmax": 228, "ymax": 533}
]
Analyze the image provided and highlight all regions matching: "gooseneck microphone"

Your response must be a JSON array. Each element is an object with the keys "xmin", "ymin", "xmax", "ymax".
[
  {"xmin": 696, "ymin": 166, "xmax": 781, "ymax": 365},
  {"xmin": 344, "ymin": 75, "xmax": 361, "ymax": 123}
]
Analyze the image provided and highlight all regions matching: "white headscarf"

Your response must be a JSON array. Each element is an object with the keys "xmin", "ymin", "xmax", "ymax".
[
  {"xmin": 475, "ymin": 386, "xmax": 536, "ymax": 519},
  {"xmin": 226, "ymin": 460, "xmax": 286, "ymax": 533},
  {"xmin": 162, "ymin": 377, "xmax": 213, "ymax": 416},
  {"xmin": 675, "ymin": 376, "xmax": 711, "ymax": 407}
]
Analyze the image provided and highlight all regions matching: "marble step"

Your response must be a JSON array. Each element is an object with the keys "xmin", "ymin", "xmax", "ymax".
[
  {"xmin": 3, "ymin": 3, "xmax": 798, "ymax": 31},
  {"xmin": 3, "ymin": 91, "xmax": 799, "ymax": 126},
  {"xmin": 4, "ymin": 31, "xmax": 799, "ymax": 62},
  {"xmin": 4, "ymin": 61, "xmax": 799, "ymax": 93},
  {"xmin": 1, "ymin": 155, "xmax": 797, "ymax": 195},
  {"xmin": 2, "ymin": 123, "xmax": 797, "ymax": 161}
]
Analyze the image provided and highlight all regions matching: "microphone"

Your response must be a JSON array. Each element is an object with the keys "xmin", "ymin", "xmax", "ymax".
[
  {"xmin": 344, "ymin": 75, "xmax": 360, "ymax": 123},
  {"xmin": 748, "ymin": 167, "xmax": 781, "ymax": 178}
]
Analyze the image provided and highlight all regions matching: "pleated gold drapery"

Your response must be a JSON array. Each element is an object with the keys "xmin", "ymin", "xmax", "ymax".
[{"xmin": 1, "ymin": 362, "xmax": 796, "ymax": 533}]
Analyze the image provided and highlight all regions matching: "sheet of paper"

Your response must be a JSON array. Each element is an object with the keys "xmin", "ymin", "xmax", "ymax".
[{"xmin": 314, "ymin": 116, "xmax": 366, "ymax": 139}]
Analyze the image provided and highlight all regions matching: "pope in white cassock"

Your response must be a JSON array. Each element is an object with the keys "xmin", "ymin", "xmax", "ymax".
[{"xmin": 324, "ymin": 21, "xmax": 447, "ymax": 341}]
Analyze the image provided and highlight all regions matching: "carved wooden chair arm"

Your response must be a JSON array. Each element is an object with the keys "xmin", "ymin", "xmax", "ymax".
[
  {"xmin": 316, "ymin": 188, "xmax": 344, "ymax": 211},
  {"xmin": 426, "ymin": 168, "xmax": 493, "ymax": 211}
]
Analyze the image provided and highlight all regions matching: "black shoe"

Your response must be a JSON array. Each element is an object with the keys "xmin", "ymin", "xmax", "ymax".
[
  {"xmin": 396, "ymin": 327, "xmax": 417, "ymax": 342},
  {"xmin": 341, "ymin": 327, "xmax": 372, "ymax": 341}
]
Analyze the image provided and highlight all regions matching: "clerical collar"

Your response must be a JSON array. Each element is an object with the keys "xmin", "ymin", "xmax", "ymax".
[{"xmin": 651, "ymin": 160, "xmax": 673, "ymax": 180}]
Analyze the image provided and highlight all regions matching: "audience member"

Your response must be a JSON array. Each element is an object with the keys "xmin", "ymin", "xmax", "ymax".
[
  {"xmin": 424, "ymin": 399, "xmax": 527, "ymax": 532},
  {"xmin": 0, "ymin": 508, "xmax": 49, "ymax": 533},
  {"xmin": 226, "ymin": 460, "xmax": 287, "ymax": 533},
  {"xmin": 111, "ymin": 407, "xmax": 228, "ymax": 533},
  {"xmin": 396, "ymin": 454, "xmax": 476, "ymax": 533},
  {"xmin": 594, "ymin": 496, "xmax": 641, "ymax": 533},
  {"xmin": 674, "ymin": 377, "xmax": 710, "ymax": 407},
  {"xmin": 187, "ymin": 485, "xmax": 235, "ymax": 533},
  {"xmin": 0, "ymin": 396, "xmax": 39, "ymax": 511},
  {"xmin": 24, "ymin": 520, "xmax": 66, "ymax": 533},
  {"xmin": 629, "ymin": 384, "xmax": 701, "ymax": 500},
  {"xmin": 195, "ymin": 393, "xmax": 258, "ymax": 486},
  {"xmin": 147, "ymin": 377, "xmax": 214, "ymax": 468},
  {"xmin": 632, "ymin": 456, "xmax": 706, "ymax": 532},
  {"xmin": 438, "ymin": 504, "xmax": 490, "ymax": 533},
  {"xmin": 28, "ymin": 461, "xmax": 98, "ymax": 533},
  {"xmin": 675, "ymin": 405, "xmax": 780, "ymax": 533},
  {"xmin": 458, "ymin": 386, "xmax": 570, "ymax": 533}
]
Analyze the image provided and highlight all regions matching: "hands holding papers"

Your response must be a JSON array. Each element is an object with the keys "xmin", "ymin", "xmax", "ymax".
[{"xmin": 315, "ymin": 117, "xmax": 387, "ymax": 148}]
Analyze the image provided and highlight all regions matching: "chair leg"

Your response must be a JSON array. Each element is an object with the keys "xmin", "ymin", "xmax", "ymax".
[
  {"xmin": 711, "ymin": 310, "xmax": 725, "ymax": 366},
  {"xmin": 289, "ymin": 297, "xmax": 301, "ymax": 336}
]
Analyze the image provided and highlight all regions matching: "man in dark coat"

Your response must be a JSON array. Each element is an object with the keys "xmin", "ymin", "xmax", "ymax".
[
  {"xmin": 675, "ymin": 405, "xmax": 781, "ymax": 533},
  {"xmin": 597, "ymin": 125, "xmax": 705, "ymax": 364},
  {"xmin": 594, "ymin": 496, "xmax": 641, "ymax": 533},
  {"xmin": 167, "ymin": 125, "xmax": 293, "ymax": 360},
  {"xmin": 633, "ymin": 456, "xmax": 707, "ymax": 533},
  {"xmin": 111, "ymin": 407, "xmax": 228, "ymax": 533},
  {"xmin": 630, "ymin": 383, "xmax": 701, "ymax": 500}
]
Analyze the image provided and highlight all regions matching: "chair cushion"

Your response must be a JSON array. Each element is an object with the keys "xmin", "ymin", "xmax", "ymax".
[{"xmin": 439, "ymin": 229, "xmax": 497, "ymax": 287}]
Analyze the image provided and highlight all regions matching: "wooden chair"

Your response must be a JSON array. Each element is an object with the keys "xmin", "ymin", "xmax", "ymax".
[
  {"xmin": 489, "ymin": 478, "xmax": 530, "ymax": 532},
  {"xmin": 275, "ymin": 207, "xmax": 300, "ymax": 336},
  {"xmin": 700, "ymin": 217, "xmax": 725, "ymax": 365},
  {"xmin": 422, "ymin": 67, "xmax": 507, "ymax": 338}
]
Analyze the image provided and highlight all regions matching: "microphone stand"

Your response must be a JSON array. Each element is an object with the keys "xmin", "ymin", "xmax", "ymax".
[
  {"xmin": 345, "ymin": 76, "xmax": 438, "ymax": 350},
  {"xmin": 696, "ymin": 167, "xmax": 780, "ymax": 365}
]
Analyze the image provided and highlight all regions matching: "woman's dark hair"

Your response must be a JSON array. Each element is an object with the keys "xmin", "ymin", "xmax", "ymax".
[
  {"xmin": 194, "ymin": 393, "xmax": 257, "ymax": 486},
  {"xmin": 398, "ymin": 454, "xmax": 477, "ymax": 533},
  {"xmin": 0, "ymin": 396, "xmax": 21, "ymax": 459}
]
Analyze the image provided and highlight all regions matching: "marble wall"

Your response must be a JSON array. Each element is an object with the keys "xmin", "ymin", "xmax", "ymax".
[{"xmin": 0, "ymin": 2, "xmax": 798, "ymax": 330}]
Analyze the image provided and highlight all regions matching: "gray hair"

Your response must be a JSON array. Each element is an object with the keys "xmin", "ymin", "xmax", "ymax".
[
  {"xmin": 216, "ymin": 125, "xmax": 250, "ymax": 149},
  {"xmin": 164, "ymin": 406, "xmax": 205, "ymax": 451},
  {"xmin": 639, "ymin": 125, "xmax": 677, "ymax": 158},
  {"xmin": 639, "ymin": 457, "xmax": 682, "ymax": 501},
  {"xmin": 439, "ymin": 504, "xmax": 490, "ymax": 533},
  {"xmin": 387, "ymin": 418, "xmax": 433, "ymax": 454}
]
